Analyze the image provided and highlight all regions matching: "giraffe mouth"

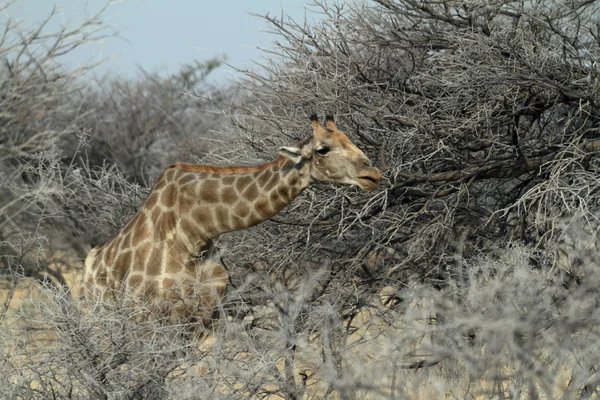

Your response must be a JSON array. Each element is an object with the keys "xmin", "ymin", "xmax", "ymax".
[
  {"xmin": 357, "ymin": 174, "xmax": 380, "ymax": 192},
  {"xmin": 356, "ymin": 164, "xmax": 382, "ymax": 191}
]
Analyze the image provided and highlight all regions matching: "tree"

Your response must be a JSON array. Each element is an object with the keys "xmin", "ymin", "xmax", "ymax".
[
  {"xmin": 72, "ymin": 57, "xmax": 231, "ymax": 186},
  {"xmin": 3, "ymin": 0, "xmax": 600, "ymax": 398},
  {"xmin": 0, "ymin": 0, "xmax": 117, "ymax": 306},
  {"xmin": 214, "ymin": 0, "xmax": 600, "ymax": 397}
]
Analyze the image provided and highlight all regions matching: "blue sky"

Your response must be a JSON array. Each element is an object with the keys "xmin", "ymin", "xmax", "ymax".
[{"xmin": 5, "ymin": 0, "xmax": 311, "ymax": 82}]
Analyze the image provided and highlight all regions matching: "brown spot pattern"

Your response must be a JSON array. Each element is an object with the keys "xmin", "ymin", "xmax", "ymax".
[
  {"xmin": 121, "ymin": 232, "xmax": 132, "ymax": 249},
  {"xmin": 264, "ymin": 174, "xmax": 279, "ymax": 192},
  {"xmin": 193, "ymin": 207, "xmax": 213, "ymax": 231},
  {"xmin": 133, "ymin": 249, "xmax": 148, "ymax": 272},
  {"xmin": 96, "ymin": 270, "xmax": 108, "ymax": 286},
  {"xmin": 270, "ymin": 190, "xmax": 280, "ymax": 204},
  {"xmin": 180, "ymin": 218, "xmax": 195, "ymax": 237},
  {"xmin": 128, "ymin": 274, "xmax": 143, "ymax": 289},
  {"xmin": 215, "ymin": 206, "xmax": 229, "ymax": 231},
  {"xmin": 179, "ymin": 194, "xmax": 194, "ymax": 215},
  {"xmin": 243, "ymin": 183, "xmax": 259, "ymax": 200},
  {"xmin": 163, "ymin": 211, "xmax": 177, "ymax": 231},
  {"xmin": 145, "ymin": 193, "xmax": 159, "ymax": 209},
  {"xmin": 102, "ymin": 244, "xmax": 116, "ymax": 266},
  {"xmin": 222, "ymin": 175, "xmax": 235, "ymax": 185},
  {"xmin": 257, "ymin": 169, "xmax": 272, "ymax": 188},
  {"xmin": 115, "ymin": 251, "xmax": 131, "ymax": 274},
  {"xmin": 161, "ymin": 184, "xmax": 177, "ymax": 208},
  {"xmin": 185, "ymin": 259, "xmax": 197, "ymax": 274},
  {"xmin": 277, "ymin": 186, "xmax": 288, "ymax": 200},
  {"xmin": 122, "ymin": 218, "xmax": 135, "ymax": 235},
  {"xmin": 236, "ymin": 202, "xmax": 250, "ymax": 218},
  {"xmin": 221, "ymin": 186, "xmax": 237, "ymax": 204},
  {"xmin": 163, "ymin": 278, "xmax": 175, "ymax": 292},
  {"xmin": 146, "ymin": 248, "xmax": 162, "ymax": 276},
  {"xmin": 167, "ymin": 259, "xmax": 183, "ymax": 274},
  {"xmin": 153, "ymin": 177, "xmax": 167, "ymax": 191},
  {"xmin": 255, "ymin": 198, "xmax": 272, "ymax": 218},
  {"xmin": 92, "ymin": 257, "xmax": 102, "ymax": 272},
  {"xmin": 235, "ymin": 175, "xmax": 253, "ymax": 192},
  {"xmin": 132, "ymin": 215, "xmax": 149, "ymax": 246},
  {"xmin": 144, "ymin": 281, "xmax": 159, "ymax": 298},
  {"xmin": 153, "ymin": 214, "xmax": 166, "ymax": 241},
  {"xmin": 178, "ymin": 173, "xmax": 195, "ymax": 185},
  {"xmin": 231, "ymin": 215, "xmax": 245, "ymax": 228},
  {"xmin": 199, "ymin": 180, "xmax": 219, "ymax": 203}
]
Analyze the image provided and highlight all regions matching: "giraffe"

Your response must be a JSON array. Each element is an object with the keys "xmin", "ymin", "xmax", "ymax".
[{"xmin": 82, "ymin": 115, "xmax": 382, "ymax": 328}]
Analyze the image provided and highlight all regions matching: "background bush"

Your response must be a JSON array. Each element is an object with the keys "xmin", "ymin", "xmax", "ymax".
[{"xmin": 2, "ymin": 0, "xmax": 600, "ymax": 398}]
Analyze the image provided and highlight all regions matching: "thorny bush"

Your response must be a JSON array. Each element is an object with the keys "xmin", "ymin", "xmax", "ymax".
[{"xmin": 3, "ymin": 0, "xmax": 600, "ymax": 398}]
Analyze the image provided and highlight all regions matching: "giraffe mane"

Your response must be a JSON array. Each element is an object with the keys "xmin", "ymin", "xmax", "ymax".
[{"xmin": 168, "ymin": 155, "xmax": 286, "ymax": 174}]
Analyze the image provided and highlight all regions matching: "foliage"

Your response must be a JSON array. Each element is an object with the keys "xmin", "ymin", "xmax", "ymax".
[
  {"xmin": 72, "ymin": 57, "xmax": 232, "ymax": 185},
  {"xmin": 0, "ymin": 0, "xmax": 118, "ymax": 296},
  {"xmin": 235, "ymin": 0, "xmax": 600, "ymax": 277},
  {"xmin": 222, "ymin": 0, "xmax": 600, "ymax": 397},
  {"xmin": 2, "ymin": 0, "xmax": 600, "ymax": 399}
]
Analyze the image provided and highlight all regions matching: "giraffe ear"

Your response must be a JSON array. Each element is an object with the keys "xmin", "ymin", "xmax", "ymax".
[
  {"xmin": 324, "ymin": 115, "xmax": 336, "ymax": 130},
  {"xmin": 278, "ymin": 146, "xmax": 303, "ymax": 163}
]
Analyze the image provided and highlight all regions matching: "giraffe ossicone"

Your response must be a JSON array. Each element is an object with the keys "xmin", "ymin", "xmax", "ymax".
[{"xmin": 82, "ymin": 115, "xmax": 382, "ymax": 327}]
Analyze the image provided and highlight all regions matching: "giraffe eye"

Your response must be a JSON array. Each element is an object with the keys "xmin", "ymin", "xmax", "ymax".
[{"xmin": 316, "ymin": 146, "xmax": 330, "ymax": 156}]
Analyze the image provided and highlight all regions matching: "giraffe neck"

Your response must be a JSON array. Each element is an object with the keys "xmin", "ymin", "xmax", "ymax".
[{"xmin": 160, "ymin": 156, "xmax": 311, "ymax": 251}]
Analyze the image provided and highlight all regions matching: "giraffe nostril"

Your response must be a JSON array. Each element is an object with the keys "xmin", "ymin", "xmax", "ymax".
[{"xmin": 363, "ymin": 159, "xmax": 373, "ymax": 168}]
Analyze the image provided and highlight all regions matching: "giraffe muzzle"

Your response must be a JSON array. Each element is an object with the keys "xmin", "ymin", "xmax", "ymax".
[{"xmin": 357, "ymin": 167, "xmax": 382, "ymax": 192}]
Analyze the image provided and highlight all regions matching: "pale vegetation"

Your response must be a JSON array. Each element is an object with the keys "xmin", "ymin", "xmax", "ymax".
[{"xmin": 2, "ymin": 0, "xmax": 600, "ymax": 399}]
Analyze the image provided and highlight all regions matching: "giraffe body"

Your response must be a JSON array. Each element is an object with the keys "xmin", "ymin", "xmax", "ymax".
[{"xmin": 83, "ymin": 116, "xmax": 381, "ymax": 326}]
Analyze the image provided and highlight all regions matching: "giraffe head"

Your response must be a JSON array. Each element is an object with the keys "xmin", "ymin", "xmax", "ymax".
[{"xmin": 278, "ymin": 115, "xmax": 382, "ymax": 192}]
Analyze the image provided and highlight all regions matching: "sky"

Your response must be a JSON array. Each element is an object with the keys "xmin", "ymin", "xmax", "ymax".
[{"xmin": 4, "ymin": 0, "xmax": 312, "ymax": 82}]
